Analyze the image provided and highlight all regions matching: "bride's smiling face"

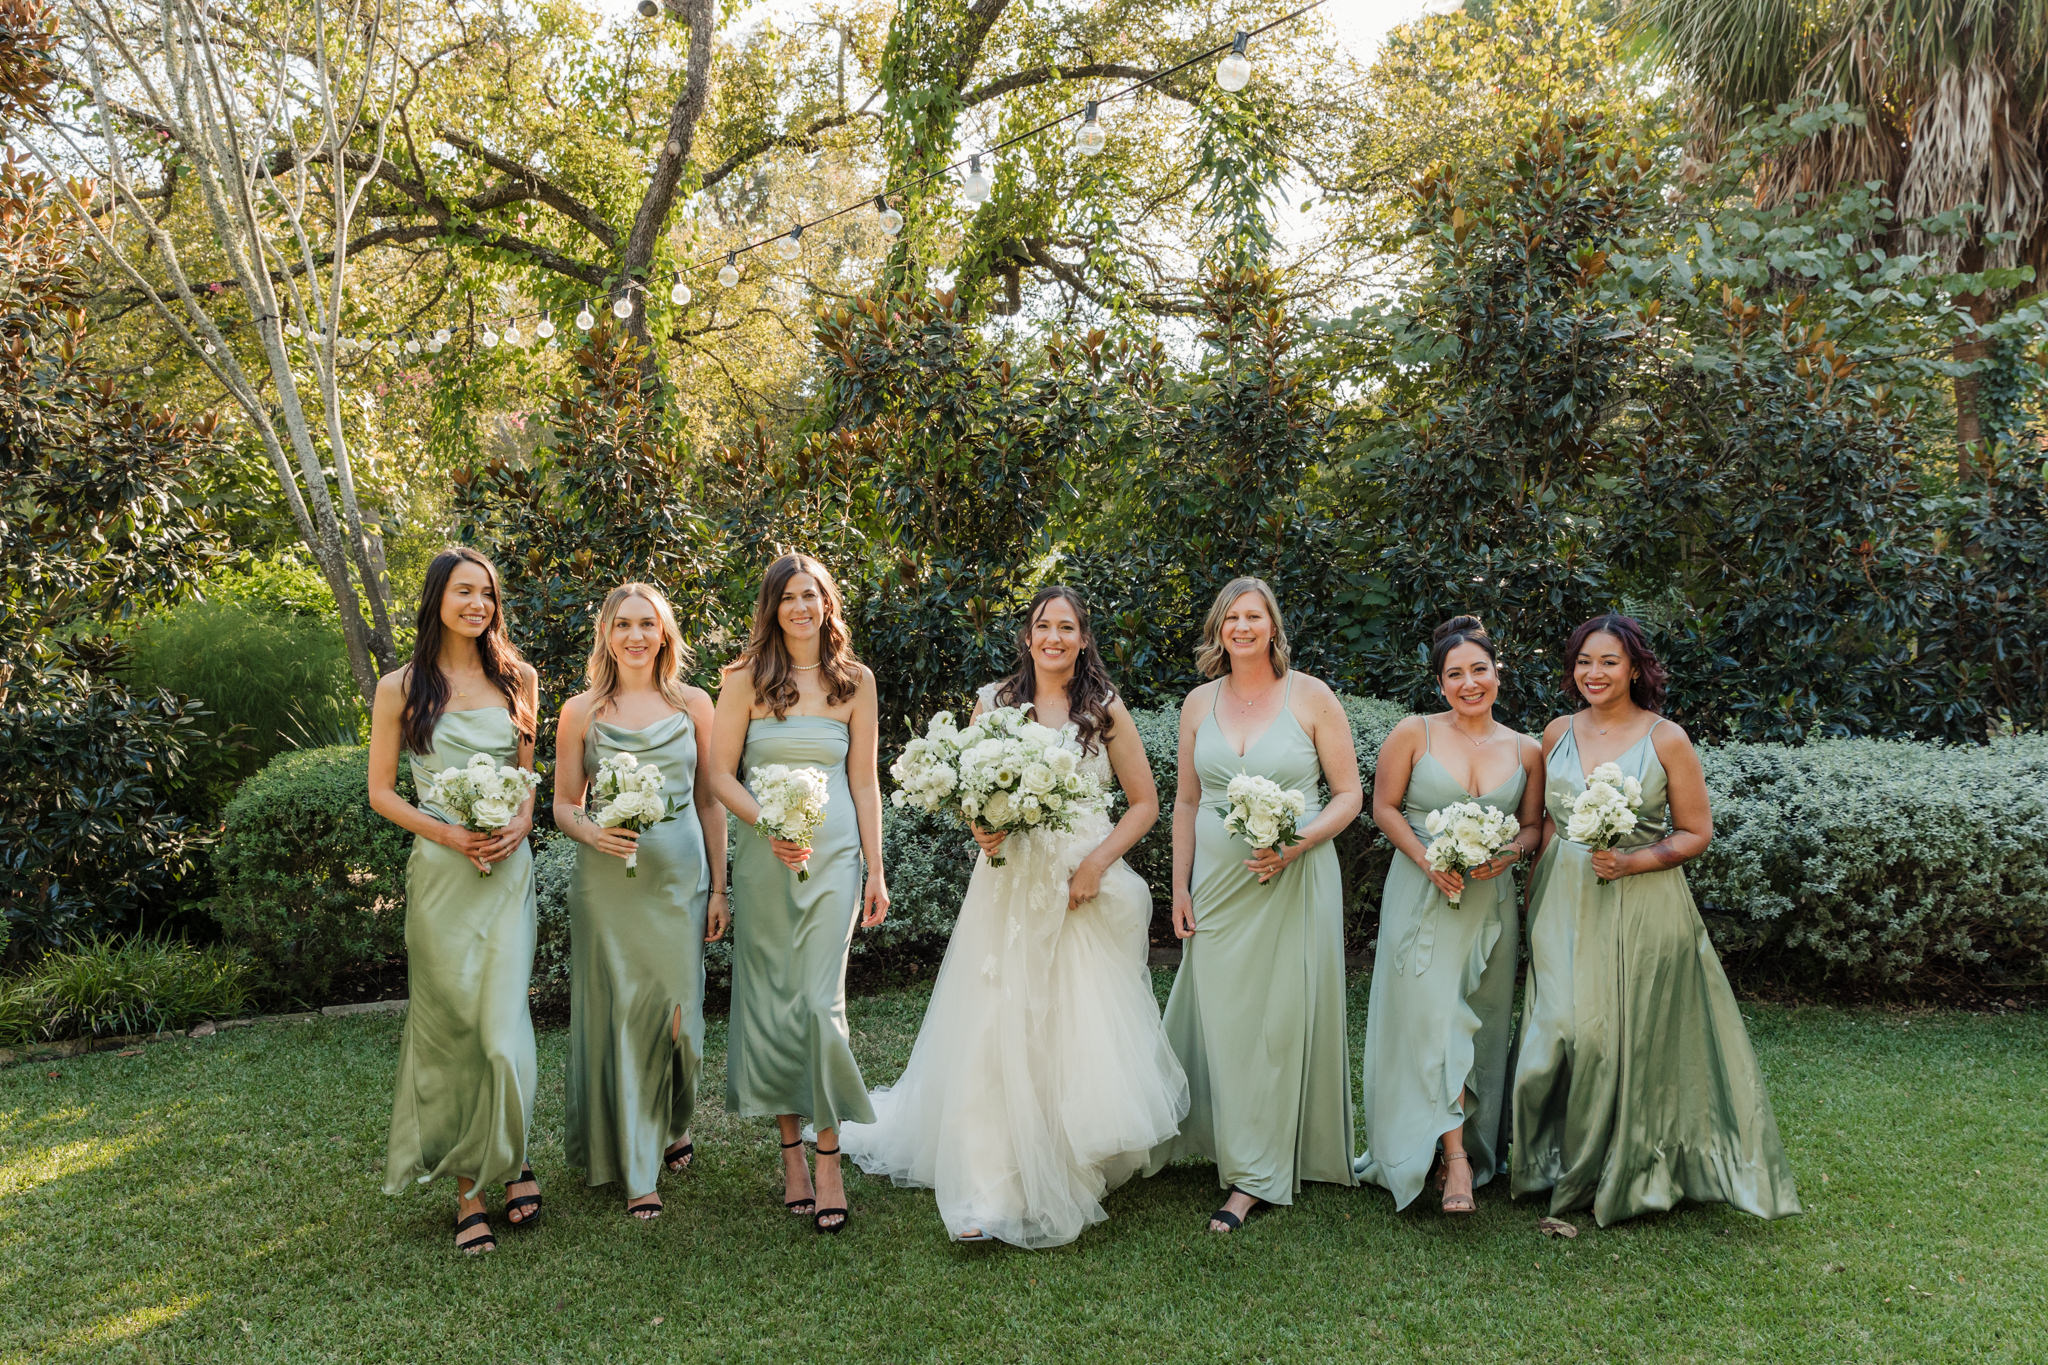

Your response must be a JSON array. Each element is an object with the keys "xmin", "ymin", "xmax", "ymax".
[{"xmin": 1029, "ymin": 597, "xmax": 1083, "ymax": 678}]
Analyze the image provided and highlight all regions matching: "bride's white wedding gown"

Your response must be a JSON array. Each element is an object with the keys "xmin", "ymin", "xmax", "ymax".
[{"xmin": 840, "ymin": 686, "xmax": 1189, "ymax": 1248}]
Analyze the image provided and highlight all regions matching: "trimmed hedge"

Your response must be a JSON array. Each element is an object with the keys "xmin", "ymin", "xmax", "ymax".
[{"xmin": 210, "ymin": 715, "xmax": 2048, "ymax": 1001}]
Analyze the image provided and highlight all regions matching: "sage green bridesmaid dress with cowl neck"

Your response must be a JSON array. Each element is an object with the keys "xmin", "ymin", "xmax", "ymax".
[
  {"xmin": 724, "ymin": 715, "xmax": 875, "ymax": 1130},
  {"xmin": 1511, "ymin": 719, "xmax": 1801, "ymax": 1227},
  {"xmin": 384, "ymin": 706, "xmax": 538, "ymax": 1197},
  {"xmin": 565, "ymin": 709, "xmax": 711, "ymax": 1199},
  {"xmin": 1145, "ymin": 675, "xmax": 1357, "ymax": 1205},
  {"xmin": 1354, "ymin": 719, "xmax": 1524, "ymax": 1209}
]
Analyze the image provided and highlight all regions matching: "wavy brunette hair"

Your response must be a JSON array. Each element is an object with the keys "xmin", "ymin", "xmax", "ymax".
[
  {"xmin": 1194, "ymin": 576, "xmax": 1291, "ymax": 680},
  {"xmin": 401, "ymin": 546, "xmax": 532, "ymax": 753},
  {"xmin": 735, "ymin": 552, "xmax": 861, "ymax": 719},
  {"xmin": 1562, "ymin": 612, "xmax": 1669, "ymax": 712},
  {"xmin": 993, "ymin": 585, "xmax": 1119, "ymax": 754},
  {"xmin": 586, "ymin": 582, "xmax": 694, "ymax": 716}
]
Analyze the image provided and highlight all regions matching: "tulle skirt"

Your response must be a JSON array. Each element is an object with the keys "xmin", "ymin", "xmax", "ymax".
[{"xmin": 841, "ymin": 816, "xmax": 1188, "ymax": 1248}]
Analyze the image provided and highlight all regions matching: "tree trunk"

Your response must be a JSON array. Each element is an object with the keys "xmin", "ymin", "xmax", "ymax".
[{"xmin": 622, "ymin": 0, "xmax": 716, "ymax": 376}]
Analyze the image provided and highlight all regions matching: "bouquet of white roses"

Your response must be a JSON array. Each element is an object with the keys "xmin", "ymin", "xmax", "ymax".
[
  {"xmin": 1217, "ymin": 772, "xmax": 1308, "ymax": 853},
  {"xmin": 888, "ymin": 710, "xmax": 965, "ymax": 816},
  {"xmin": 421, "ymin": 752, "xmax": 541, "ymax": 876},
  {"xmin": 1423, "ymin": 801, "xmax": 1521, "ymax": 905},
  {"xmin": 588, "ymin": 751, "xmax": 674, "ymax": 877},
  {"xmin": 947, "ymin": 705, "xmax": 1107, "ymax": 867},
  {"xmin": 1565, "ymin": 761, "xmax": 1644, "ymax": 884},
  {"xmin": 749, "ymin": 763, "xmax": 831, "ymax": 882}
]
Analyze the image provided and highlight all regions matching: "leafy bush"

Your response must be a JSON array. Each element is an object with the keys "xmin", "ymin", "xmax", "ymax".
[
  {"xmin": 210, "ymin": 746, "xmax": 411, "ymax": 1003},
  {"xmin": 532, "ymin": 830, "xmax": 575, "ymax": 1014},
  {"xmin": 0, "ymin": 935, "xmax": 252, "ymax": 1045}
]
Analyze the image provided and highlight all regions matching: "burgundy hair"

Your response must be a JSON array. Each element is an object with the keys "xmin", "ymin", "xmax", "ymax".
[{"xmin": 1562, "ymin": 612, "xmax": 1668, "ymax": 711}]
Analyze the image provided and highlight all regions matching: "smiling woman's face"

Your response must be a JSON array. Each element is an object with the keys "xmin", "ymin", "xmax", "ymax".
[
  {"xmin": 1573, "ymin": 630, "xmax": 1634, "ymax": 709},
  {"xmin": 778, "ymin": 573, "xmax": 824, "ymax": 643},
  {"xmin": 439, "ymin": 561, "xmax": 497, "ymax": 639},
  {"xmin": 1029, "ymin": 596, "xmax": 1083, "ymax": 676},
  {"xmin": 607, "ymin": 594, "xmax": 660, "ymax": 671},
  {"xmin": 1438, "ymin": 641, "xmax": 1499, "ymax": 716},
  {"xmin": 1220, "ymin": 592, "xmax": 1273, "ymax": 666}
]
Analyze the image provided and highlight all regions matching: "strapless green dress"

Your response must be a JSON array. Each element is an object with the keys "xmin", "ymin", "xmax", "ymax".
[
  {"xmin": 1355, "ymin": 722, "xmax": 1524, "ymax": 1208},
  {"xmin": 384, "ymin": 706, "xmax": 537, "ymax": 1196},
  {"xmin": 724, "ymin": 715, "xmax": 874, "ymax": 1130},
  {"xmin": 1511, "ymin": 720, "xmax": 1801, "ymax": 1226},
  {"xmin": 565, "ymin": 709, "xmax": 710, "ymax": 1199}
]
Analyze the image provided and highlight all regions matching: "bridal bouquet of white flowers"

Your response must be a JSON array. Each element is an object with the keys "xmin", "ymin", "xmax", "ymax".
[
  {"xmin": 889, "ymin": 710, "xmax": 965, "ymax": 816},
  {"xmin": 950, "ymin": 705, "xmax": 1107, "ymax": 867},
  {"xmin": 1565, "ymin": 761, "xmax": 1644, "ymax": 884},
  {"xmin": 1217, "ymin": 772, "xmax": 1308, "ymax": 853},
  {"xmin": 421, "ymin": 752, "xmax": 541, "ymax": 876},
  {"xmin": 749, "ymin": 763, "xmax": 831, "ymax": 882},
  {"xmin": 1423, "ymin": 801, "xmax": 1521, "ymax": 905},
  {"xmin": 589, "ymin": 751, "xmax": 673, "ymax": 877}
]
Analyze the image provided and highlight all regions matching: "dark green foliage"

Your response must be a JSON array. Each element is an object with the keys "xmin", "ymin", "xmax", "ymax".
[
  {"xmin": 0, "ymin": 934, "xmax": 251, "ymax": 1044},
  {"xmin": 209, "ymin": 746, "xmax": 412, "ymax": 1003}
]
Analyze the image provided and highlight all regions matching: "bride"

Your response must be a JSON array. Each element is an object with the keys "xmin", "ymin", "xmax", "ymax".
[{"xmin": 840, "ymin": 586, "xmax": 1189, "ymax": 1248}]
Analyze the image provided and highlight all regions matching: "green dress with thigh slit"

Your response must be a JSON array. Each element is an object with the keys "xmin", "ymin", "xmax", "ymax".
[
  {"xmin": 565, "ymin": 709, "xmax": 710, "ymax": 1198},
  {"xmin": 384, "ymin": 706, "xmax": 538, "ymax": 1196},
  {"xmin": 724, "ymin": 715, "xmax": 875, "ymax": 1130},
  {"xmin": 1145, "ymin": 676, "xmax": 1356, "ymax": 1205},
  {"xmin": 1355, "ymin": 720, "xmax": 1524, "ymax": 1208},
  {"xmin": 1511, "ymin": 719, "xmax": 1801, "ymax": 1226}
]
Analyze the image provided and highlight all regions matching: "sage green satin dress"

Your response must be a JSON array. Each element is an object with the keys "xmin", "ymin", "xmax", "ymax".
[
  {"xmin": 1511, "ymin": 720, "xmax": 1801, "ymax": 1226},
  {"xmin": 1146, "ymin": 678, "xmax": 1356, "ymax": 1204},
  {"xmin": 565, "ymin": 710, "xmax": 710, "ymax": 1199},
  {"xmin": 725, "ymin": 716, "xmax": 875, "ymax": 1130},
  {"xmin": 384, "ymin": 706, "xmax": 538, "ymax": 1196},
  {"xmin": 1355, "ymin": 722, "xmax": 1523, "ymax": 1208}
]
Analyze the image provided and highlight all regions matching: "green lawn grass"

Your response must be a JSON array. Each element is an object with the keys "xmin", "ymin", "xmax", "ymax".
[{"xmin": 3, "ymin": 976, "xmax": 2044, "ymax": 1364}]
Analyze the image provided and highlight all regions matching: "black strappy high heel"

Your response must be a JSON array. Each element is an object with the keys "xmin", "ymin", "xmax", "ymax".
[
  {"xmin": 503, "ymin": 1166, "xmax": 542, "ymax": 1230},
  {"xmin": 811, "ymin": 1143, "xmax": 849, "ymax": 1235},
  {"xmin": 1207, "ymin": 1185, "xmax": 1265, "ymax": 1233},
  {"xmin": 454, "ymin": 1209, "xmax": 497, "ymax": 1254},
  {"xmin": 779, "ymin": 1138, "xmax": 815, "ymax": 1216},
  {"xmin": 665, "ymin": 1140, "xmax": 695, "ymax": 1173}
]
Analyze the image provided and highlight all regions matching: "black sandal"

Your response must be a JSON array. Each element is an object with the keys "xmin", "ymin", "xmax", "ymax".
[
  {"xmin": 627, "ymin": 1192, "xmax": 664, "ymax": 1220},
  {"xmin": 665, "ymin": 1140, "xmax": 695, "ymax": 1173},
  {"xmin": 503, "ymin": 1166, "xmax": 543, "ymax": 1230},
  {"xmin": 811, "ymin": 1143, "xmax": 849, "ymax": 1235},
  {"xmin": 1208, "ymin": 1185, "xmax": 1264, "ymax": 1233},
  {"xmin": 454, "ymin": 1209, "xmax": 496, "ymax": 1254},
  {"xmin": 779, "ymin": 1138, "xmax": 815, "ymax": 1216}
]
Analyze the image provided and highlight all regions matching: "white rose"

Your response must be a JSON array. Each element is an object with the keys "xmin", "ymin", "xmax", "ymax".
[
  {"xmin": 983, "ymin": 790, "xmax": 1014, "ymax": 829},
  {"xmin": 1245, "ymin": 814, "xmax": 1281, "ymax": 848},
  {"xmin": 472, "ymin": 797, "xmax": 513, "ymax": 829},
  {"xmin": 1046, "ymin": 747, "xmax": 1079, "ymax": 776},
  {"xmin": 1019, "ymin": 762, "xmax": 1055, "ymax": 796}
]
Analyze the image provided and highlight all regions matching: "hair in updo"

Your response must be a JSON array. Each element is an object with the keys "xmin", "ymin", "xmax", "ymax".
[
  {"xmin": 1562, "ymin": 612, "xmax": 1669, "ymax": 711},
  {"xmin": 1429, "ymin": 614, "xmax": 1497, "ymax": 679}
]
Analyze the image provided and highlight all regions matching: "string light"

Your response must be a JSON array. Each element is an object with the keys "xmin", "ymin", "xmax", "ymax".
[
  {"xmin": 433, "ymin": 327, "xmax": 452, "ymax": 347},
  {"xmin": 611, "ymin": 294, "xmax": 634, "ymax": 319},
  {"xmin": 404, "ymin": 335, "xmax": 421, "ymax": 354},
  {"xmin": 480, "ymin": 325, "xmax": 499, "ymax": 347},
  {"xmin": 875, "ymin": 195, "xmax": 903, "ymax": 236},
  {"xmin": 1073, "ymin": 101, "xmax": 1106, "ymax": 156},
  {"xmin": 1215, "ymin": 32, "xmax": 1252, "ymax": 91},
  {"xmin": 284, "ymin": 321, "xmax": 300, "ymax": 338},
  {"xmin": 772, "ymin": 225, "xmax": 804, "ymax": 261},
  {"xmin": 576, "ymin": 302, "xmax": 595, "ymax": 330},
  {"xmin": 718, "ymin": 253, "xmax": 740, "ymax": 287},
  {"xmin": 670, "ymin": 273, "xmax": 692, "ymax": 305},
  {"xmin": 536, "ymin": 315, "xmax": 555, "ymax": 339},
  {"xmin": 636, "ymin": 0, "xmax": 658, "ymax": 16},
  {"xmin": 962, "ymin": 154, "xmax": 992, "ymax": 205},
  {"xmin": 503, "ymin": 321, "xmax": 522, "ymax": 346}
]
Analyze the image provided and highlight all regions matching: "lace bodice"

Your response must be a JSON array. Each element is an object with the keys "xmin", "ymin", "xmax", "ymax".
[{"xmin": 976, "ymin": 682, "xmax": 1115, "ymax": 785}]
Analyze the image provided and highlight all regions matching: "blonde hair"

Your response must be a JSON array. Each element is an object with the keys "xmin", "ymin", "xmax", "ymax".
[
  {"xmin": 1195, "ymin": 576, "xmax": 1291, "ymax": 680},
  {"xmin": 586, "ymin": 583, "xmax": 694, "ymax": 715}
]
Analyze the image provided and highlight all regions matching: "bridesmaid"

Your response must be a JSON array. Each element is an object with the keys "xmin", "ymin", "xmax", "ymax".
[
  {"xmin": 708, "ymin": 552, "xmax": 888, "ymax": 1235},
  {"xmin": 1355, "ymin": 616, "xmax": 1541, "ymax": 1215},
  {"xmin": 554, "ymin": 583, "xmax": 728, "ymax": 1220},
  {"xmin": 368, "ymin": 547, "xmax": 542, "ymax": 1254},
  {"xmin": 1145, "ymin": 576, "xmax": 1364, "ymax": 1233},
  {"xmin": 1512, "ymin": 613, "xmax": 1801, "ymax": 1227}
]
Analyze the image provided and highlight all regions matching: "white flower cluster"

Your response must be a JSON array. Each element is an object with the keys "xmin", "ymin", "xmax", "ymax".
[
  {"xmin": 1423, "ymin": 800, "xmax": 1521, "ymax": 905},
  {"xmin": 1218, "ymin": 772, "xmax": 1307, "ymax": 853},
  {"xmin": 1566, "ymin": 761, "xmax": 1645, "ymax": 883},
  {"xmin": 589, "ymin": 751, "xmax": 673, "ymax": 877},
  {"xmin": 892, "ymin": 705, "xmax": 1106, "ymax": 867},
  {"xmin": 421, "ymin": 752, "xmax": 541, "ymax": 876},
  {"xmin": 749, "ymin": 763, "xmax": 831, "ymax": 882}
]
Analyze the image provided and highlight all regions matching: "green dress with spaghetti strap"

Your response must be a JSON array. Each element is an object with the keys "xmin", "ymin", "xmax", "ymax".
[
  {"xmin": 564, "ymin": 709, "xmax": 710, "ymax": 1198},
  {"xmin": 1145, "ymin": 674, "xmax": 1356, "ymax": 1204},
  {"xmin": 1354, "ymin": 719, "xmax": 1524, "ymax": 1208},
  {"xmin": 384, "ymin": 706, "xmax": 538, "ymax": 1196},
  {"xmin": 1511, "ymin": 719, "xmax": 1801, "ymax": 1226},
  {"xmin": 724, "ymin": 715, "xmax": 875, "ymax": 1129}
]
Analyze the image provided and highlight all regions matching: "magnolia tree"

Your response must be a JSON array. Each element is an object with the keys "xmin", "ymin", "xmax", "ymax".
[{"xmin": 27, "ymin": 0, "xmax": 406, "ymax": 699}]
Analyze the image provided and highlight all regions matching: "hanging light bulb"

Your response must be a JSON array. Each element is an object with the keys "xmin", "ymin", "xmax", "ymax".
[
  {"xmin": 404, "ymin": 335, "xmax": 421, "ymax": 355},
  {"xmin": 503, "ymin": 321, "xmax": 522, "ymax": 346},
  {"xmin": 481, "ymin": 325, "xmax": 499, "ymax": 347},
  {"xmin": 1073, "ymin": 101, "xmax": 1107, "ymax": 156},
  {"xmin": 1215, "ymin": 32, "xmax": 1252, "ymax": 92},
  {"xmin": 670, "ymin": 274, "xmax": 692, "ymax": 306},
  {"xmin": 576, "ymin": 302, "xmax": 596, "ymax": 330},
  {"xmin": 612, "ymin": 294, "xmax": 634, "ymax": 319},
  {"xmin": 772, "ymin": 225, "xmax": 804, "ymax": 261},
  {"xmin": 203, "ymin": 341, "xmax": 216, "ymax": 355},
  {"xmin": 284, "ymin": 321, "xmax": 300, "ymax": 338},
  {"xmin": 962, "ymin": 153, "xmax": 992, "ymax": 205},
  {"xmin": 535, "ymin": 315, "xmax": 556, "ymax": 340},
  {"xmin": 875, "ymin": 195, "xmax": 904, "ymax": 237},
  {"xmin": 142, "ymin": 365, "xmax": 154, "ymax": 377},
  {"xmin": 433, "ymin": 327, "xmax": 452, "ymax": 347},
  {"xmin": 636, "ymin": 0, "xmax": 658, "ymax": 16},
  {"xmin": 717, "ymin": 252, "xmax": 740, "ymax": 288},
  {"xmin": 427, "ymin": 336, "xmax": 444, "ymax": 354}
]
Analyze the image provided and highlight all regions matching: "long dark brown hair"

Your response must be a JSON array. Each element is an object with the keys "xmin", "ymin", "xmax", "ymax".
[
  {"xmin": 1562, "ymin": 612, "xmax": 1669, "ymax": 712},
  {"xmin": 994, "ymin": 585, "xmax": 1118, "ymax": 754},
  {"xmin": 735, "ymin": 552, "xmax": 862, "ymax": 719},
  {"xmin": 401, "ymin": 546, "xmax": 533, "ymax": 753}
]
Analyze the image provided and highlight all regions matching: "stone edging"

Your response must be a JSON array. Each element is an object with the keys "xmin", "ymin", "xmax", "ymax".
[{"xmin": 0, "ymin": 997, "xmax": 408, "ymax": 1069}]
